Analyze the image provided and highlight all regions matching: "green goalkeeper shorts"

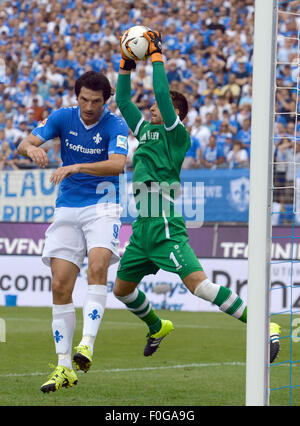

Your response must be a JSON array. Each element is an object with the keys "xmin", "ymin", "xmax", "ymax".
[{"xmin": 117, "ymin": 215, "xmax": 203, "ymax": 283}]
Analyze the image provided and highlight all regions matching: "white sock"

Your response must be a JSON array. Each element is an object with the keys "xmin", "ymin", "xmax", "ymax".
[
  {"xmin": 80, "ymin": 284, "xmax": 107, "ymax": 354},
  {"xmin": 194, "ymin": 279, "xmax": 247, "ymax": 322},
  {"xmin": 52, "ymin": 303, "xmax": 76, "ymax": 370},
  {"xmin": 194, "ymin": 279, "xmax": 220, "ymax": 302}
]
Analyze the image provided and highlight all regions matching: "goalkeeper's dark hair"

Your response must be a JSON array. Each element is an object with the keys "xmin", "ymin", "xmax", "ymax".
[
  {"xmin": 75, "ymin": 71, "xmax": 113, "ymax": 102},
  {"xmin": 170, "ymin": 90, "xmax": 189, "ymax": 121}
]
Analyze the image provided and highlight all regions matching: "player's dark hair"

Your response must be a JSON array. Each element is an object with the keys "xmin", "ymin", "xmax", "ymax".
[
  {"xmin": 75, "ymin": 71, "xmax": 113, "ymax": 102},
  {"xmin": 170, "ymin": 90, "xmax": 188, "ymax": 121}
]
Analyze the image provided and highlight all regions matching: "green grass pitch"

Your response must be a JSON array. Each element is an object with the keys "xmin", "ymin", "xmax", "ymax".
[{"xmin": 0, "ymin": 307, "xmax": 299, "ymax": 406}]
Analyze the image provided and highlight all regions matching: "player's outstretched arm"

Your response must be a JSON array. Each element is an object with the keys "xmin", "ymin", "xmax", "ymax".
[
  {"xmin": 49, "ymin": 153, "xmax": 126, "ymax": 185},
  {"xmin": 116, "ymin": 39, "xmax": 144, "ymax": 134},
  {"xmin": 18, "ymin": 134, "xmax": 49, "ymax": 168},
  {"xmin": 144, "ymin": 30, "xmax": 178, "ymax": 129}
]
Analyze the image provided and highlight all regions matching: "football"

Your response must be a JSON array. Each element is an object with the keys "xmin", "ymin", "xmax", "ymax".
[{"xmin": 121, "ymin": 25, "xmax": 150, "ymax": 61}]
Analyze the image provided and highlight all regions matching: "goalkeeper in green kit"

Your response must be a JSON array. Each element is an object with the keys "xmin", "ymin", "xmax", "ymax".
[{"xmin": 114, "ymin": 29, "xmax": 280, "ymax": 361}]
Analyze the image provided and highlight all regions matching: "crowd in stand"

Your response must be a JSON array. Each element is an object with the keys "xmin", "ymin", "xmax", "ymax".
[{"xmin": 0, "ymin": 0, "xmax": 299, "ymax": 184}]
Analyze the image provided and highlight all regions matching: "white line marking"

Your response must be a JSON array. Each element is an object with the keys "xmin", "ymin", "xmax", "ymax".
[
  {"xmin": 0, "ymin": 362, "xmax": 245, "ymax": 379},
  {"xmin": 1, "ymin": 318, "xmax": 237, "ymax": 330}
]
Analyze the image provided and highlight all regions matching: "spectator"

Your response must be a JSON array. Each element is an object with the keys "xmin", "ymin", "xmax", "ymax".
[
  {"xmin": 286, "ymin": 121, "xmax": 297, "ymax": 141},
  {"xmin": 199, "ymin": 134, "xmax": 225, "ymax": 169},
  {"xmin": 36, "ymin": 73, "xmax": 53, "ymax": 100},
  {"xmin": 16, "ymin": 64, "xmax": 34, "ymax": 85},
  {"xmin": 135, "ymin": 65, "xmax": 152, "ymax": 92},
  {"xmin": 186, "ymin": 94, "xmax": 198, "ymax": 126},
  {"xmin": 233, "ymin": 60, "xmax": 251, "ymax": 90},
  {"xmin": 13, "ymin": 104, "xmax": 28, "ymax": 127},
  {"xmin": 216, "ymin": 95, "xmax": 232, "ymax": 121},
  {"xmin": 131, "ymin": 81, "xmax": 148, "ymax": 110},
  {"xmin": 191, "ymin": 115, "xmax": 211, "ymax": 151},
  {"xmin": 17, "ymin": 120, "xmax": 30, "ymax": 141},
  {"xmin": 44, "ymin": 85, "xmax": 59, "ymax": 113},
  {"xmin": 62, "ymin": 86, "xmax": 77, "ymax": 107},
  {"xmin": 3, "ymin": 98, "xmax": 17, "ymax": 120},
  {"xmin": 0, "ymin": 128, "xmax": 18, "ymax": 170},
  {"xmin": 203, "ymin": 112, "xmax": 219, "ymax": 133},
  {"xmin": 105, "ymin": 62, "xmax": 118, "ymax": 87},
  {"xmin": 28, "ymin": 98, "xmax": 45, "ymax": 122},
  {"xmin": 46, "ymin": 63, "xmax": 65, "ymax": 89},
  {"xmin": 221, "ymin": 110, "xmax": 238, "ymax": 135},
  {"xmin": 182, "ymin": 126, "xmax": 201, "ymax": 170},
  {"xmin": 200, "ymin": 95, "xmax": 215, "ymax": 122},
  {"xmin": 227, "ymin": 140, "xmax": 249, "ymax": 169},
  {"xmin": 236, "ymin": 103, "xmax": 251, "ymax": 128},
  {"xmin": 166, "ymin": 59, "xmax": 183, "ymax": 84},
  {"xmin": 220, "ymin": 73, "xmax": 241, "ymax": 100},
  {"xmin": 3, "ymin": 117, "xmax": 23, "ymax": 149},
  {"xmin": 25, "ymin": 109, "xmax": 39, "ymax": 132},
  {"xmin": 276, "ymin": 88, "xmax": 296, "ymax": 123},
  {"xmin": 24, "ymin": 83, "xmax": 44, "ymax": 108},
  {"xmin": 236, "ymin": 117, "xmax": 251, "ymax": 153},
  {"xmin": 14, "ymin": 80, "xmax": 30, "ymax": 107},
  {"xmin": 216, "ymin": 122, "xmax": 233, "ymax": 150}
]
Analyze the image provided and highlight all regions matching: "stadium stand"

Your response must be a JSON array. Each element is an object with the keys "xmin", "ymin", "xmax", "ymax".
[{"xmin": 0, "ymin": 0, "xmax": 299, "ymax": 210}]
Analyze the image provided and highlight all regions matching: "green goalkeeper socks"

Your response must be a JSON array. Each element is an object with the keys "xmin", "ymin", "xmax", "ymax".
[
  {"xmin": 118, "ymin": 289, "xmax": 162, "ymax": 335},
  {"xmin": 118, "ymin": 282, "xmax": 247, "ymax": 336},
  {"xmin": 194, "ymin": 280, "xmax": 247, "ymax": 323},
  {"xmin": 213, "ymin": 286, "xmax": 247, "ymax": 323}
]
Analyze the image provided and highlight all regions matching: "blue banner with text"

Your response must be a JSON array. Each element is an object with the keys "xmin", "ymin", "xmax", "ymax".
[{"xmin": 0, "ymin": 168, "xmax": 250, "ymax": 223}]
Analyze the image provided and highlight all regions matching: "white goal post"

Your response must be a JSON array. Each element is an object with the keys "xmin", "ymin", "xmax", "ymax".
[{"xmin": 246, "ymin": 0, "xmax": 278, "ymax": 406}]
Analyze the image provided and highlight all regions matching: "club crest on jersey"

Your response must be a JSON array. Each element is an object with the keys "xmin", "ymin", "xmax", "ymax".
[{"xmin": 93, "ymin": 132, "xmax": 102, "ymax": 144}]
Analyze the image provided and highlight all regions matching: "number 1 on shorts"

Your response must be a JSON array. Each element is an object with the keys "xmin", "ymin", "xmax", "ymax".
[{"xmin": 170, "ymin": 251, "xmax": 182, "ymax": 271}]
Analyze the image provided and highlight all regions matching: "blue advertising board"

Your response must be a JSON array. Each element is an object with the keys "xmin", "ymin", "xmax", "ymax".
[
  {"xmin": 121, "ymin": 168, "xmax": 250, "ymax": 223},
  {"xmin": 0, "ymin": 168, "xmax": 250, "ymax": 223},
  {"xmin": 181, "ymin": 168, "xmax": 250, "ymax": 223}
]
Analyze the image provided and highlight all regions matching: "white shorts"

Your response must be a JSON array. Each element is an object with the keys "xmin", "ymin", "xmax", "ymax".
[{"xmin": 42, "ymin": 203, "xmax": 122, "ymax": 269}]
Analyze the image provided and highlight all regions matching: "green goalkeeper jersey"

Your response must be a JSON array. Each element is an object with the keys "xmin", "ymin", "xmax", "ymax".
[{"xmin": 116, "ymin": 62, "xmax": 191, "ymax": 196}]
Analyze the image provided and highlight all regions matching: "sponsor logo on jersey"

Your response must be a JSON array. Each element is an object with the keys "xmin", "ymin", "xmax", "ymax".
[
  {"xmin": 140, "ymin": 130, "xmax": 160, "ymax": 144},
  {"xmin": 65, "ymin": 138, "xmax": 104, "ymax": 154},
  {"xmin": 116, "ymin": 134, "xmax": 128, "ymax": 149},
  {"xmin": 69, "ymin": 130, "xmax": 78, "ymax": 136}
]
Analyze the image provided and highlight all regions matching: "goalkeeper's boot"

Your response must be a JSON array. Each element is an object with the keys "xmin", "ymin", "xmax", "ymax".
[
  {"xmin": 40, "ymin": 365, "xmax": 78, "ymax": 393},
  {"xmin": 144, "ymin": 320, "xmax": 174, "ymax": 357},
  {"xmin": 73, "ymin": 345, "xmax": 92, "ymax": 373},
  {"xmin": 270, "ymin": 322, "xmax": 281, "ymax": 363}
]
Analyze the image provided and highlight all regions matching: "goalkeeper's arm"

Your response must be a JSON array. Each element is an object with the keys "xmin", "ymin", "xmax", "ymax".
[
  {"xmin": 116, "ymin": 71, "xmax": 144, "ymax": 135},
  {"xmin": 116, "ymin": 51, "xmax": 145, "ymax": 137},
  {"xmin": 144, "ymin": 30, "xmax": 178, "ymax": 129}
]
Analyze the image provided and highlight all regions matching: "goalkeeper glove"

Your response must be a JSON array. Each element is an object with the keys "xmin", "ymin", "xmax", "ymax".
[
  {"xmin": 119, "ymin": 36, "xmax": 136, "ymax": 71},
  {"xmin": 143, "ymin": 30, "xmax": 163, "ymax": 63}
]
